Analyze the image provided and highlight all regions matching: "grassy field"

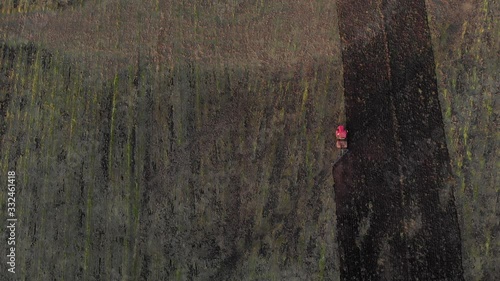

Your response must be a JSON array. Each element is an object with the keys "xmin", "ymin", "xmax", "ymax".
[
  {"xmin": 427, "ymin": 0, "xmax": 499, "ymax": 280},
  {"xmin": 0, "ymin": 0, "xmax": 341, "ymax": 77},
  {"xmin": 0, "ymin": 0, "xmax": 498, "ymax": 280},
  {"xmin": 0, "ymin": 41, "xmax": 345, "ymax": 279}
]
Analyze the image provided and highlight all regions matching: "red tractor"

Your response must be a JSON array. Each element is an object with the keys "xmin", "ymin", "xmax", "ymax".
[{"xmin": 336, "ymin": 125, "xmax": 348, "ymax": 149}]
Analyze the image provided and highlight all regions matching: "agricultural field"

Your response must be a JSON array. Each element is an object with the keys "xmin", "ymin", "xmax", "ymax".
[
  {"xmin": 0, "ymin": 0, "xmax": 498, "ymax": 280},
  {"xmin": 427, "ymin": 1, "xmax": 499, "ymax": 280}
]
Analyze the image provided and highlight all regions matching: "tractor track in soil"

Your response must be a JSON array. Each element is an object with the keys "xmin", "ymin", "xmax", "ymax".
[{"xmin": 333, "ymin": 1, "xmax": 464, "ymax": 280}]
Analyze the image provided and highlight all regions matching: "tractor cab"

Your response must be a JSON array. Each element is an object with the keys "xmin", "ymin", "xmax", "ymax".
[{"xmin": 336, "ymin": 125, "xmax": 348, "ymax": 149}]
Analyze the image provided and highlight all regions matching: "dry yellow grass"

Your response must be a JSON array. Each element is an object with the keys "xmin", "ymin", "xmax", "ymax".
[{"xmin": 0, "ymin": 0, "xmax": 341, "ymax": 76}]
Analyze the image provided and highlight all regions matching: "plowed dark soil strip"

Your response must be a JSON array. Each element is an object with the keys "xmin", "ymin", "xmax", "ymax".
[{"xmin": 334, "ymin": 1, "xmax": 464, "ymax": 280}]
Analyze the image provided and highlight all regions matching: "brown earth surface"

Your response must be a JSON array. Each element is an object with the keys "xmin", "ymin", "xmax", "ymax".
[{"xmin": 335, "ymin": 1, "xmax": 463, "ymax": 280}]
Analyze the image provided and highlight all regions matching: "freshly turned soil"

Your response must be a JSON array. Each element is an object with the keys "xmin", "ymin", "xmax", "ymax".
[{"xmin": 334, "ymin": 1, "xmax": 464, "ymax": 280}]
